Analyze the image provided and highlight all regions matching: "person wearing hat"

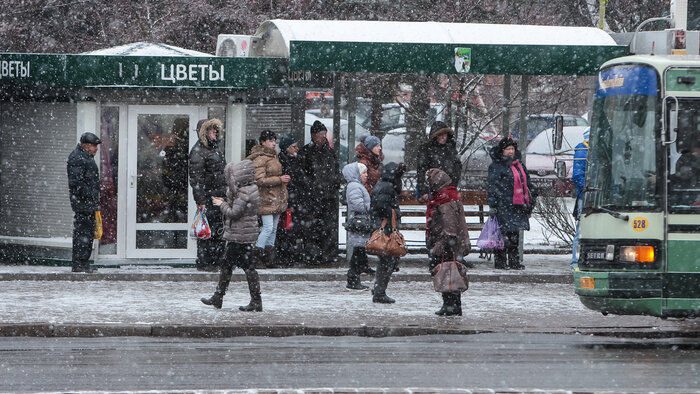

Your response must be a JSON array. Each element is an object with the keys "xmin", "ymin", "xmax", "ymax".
[
  {"xmin": 299, "ymin": 120, "xmax": 342, "ymax": 265},
  {"xmin": 189, "ymin": 118, "xmax": 227, "ymax": 272},
  {"xmin": 355, "ymin": 135, "xmax": 384, "ymax": 194},
  {"xmin": 277, "ymin": 134, "xmax": 309, "ymax": 266},
  {"xmin": 571, "ymin": 127, "xmax": 590, "ymax": 269},
  {"xmin": 246, "ymin": 130, "xmax": 290, "ymax": 268},
  {"xmin": 487, "ymin": 137, "xmax": 536, "ymax": 270},
  {"xmin": 66, "ymin": 132, "xmax": 102, "ymax": 273},
  {"xmin": 416, "ymin": 121, "xmax": 462, "ymax": 203}
]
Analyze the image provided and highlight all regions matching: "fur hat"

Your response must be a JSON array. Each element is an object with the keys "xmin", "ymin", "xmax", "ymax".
[
  {"xmin": 498, "ymin": 137, "xmax": 518, "ymax": 152},
  {"xmin": 429, "ymin": 121, "xmax": 453, "ymax": 140}
]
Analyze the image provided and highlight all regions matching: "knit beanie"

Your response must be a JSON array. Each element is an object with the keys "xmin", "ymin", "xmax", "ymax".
[
  {"xmin": 310, "ymin": 120, "xmax": 327, "ymax": 134},
  {"xmin": 363, "ymin": 135, "xmax": 381, "ymax": 150},
  {"xmin": 279, "ymin": 134, "xmax": 297, "ymax": 151}
]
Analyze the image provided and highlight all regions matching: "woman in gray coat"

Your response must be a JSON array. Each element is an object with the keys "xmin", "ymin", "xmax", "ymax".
[
  {"xmin": 201, "ymin": 159, "xmax": 263, "ymax": 311},
  {"xmin": 343, "ymin": 162, "xmax": 372, "ymax": 291}
]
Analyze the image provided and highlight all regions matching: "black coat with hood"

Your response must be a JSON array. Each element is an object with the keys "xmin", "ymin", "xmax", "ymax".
[
  {"xmin": 370, "ymin": 162, "xmax": 404, "ymax": 231},
  {"xmin": 188, "ymin": 119, "xmax": 227, "ymax": 205},
  {"xmin": 416, "ymin": 121, "xmax": 462, "ymax": 196},
  {"xmin": 67, "ymin": 144, "xmax": 100, "ymax": 212},
  {"xmin": 487, "ymin": 138, "xmax": 536, "ymax": 233}
]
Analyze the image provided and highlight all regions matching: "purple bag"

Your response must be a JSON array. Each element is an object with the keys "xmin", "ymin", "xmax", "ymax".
[{"xmin": 476, "ymin": 216, "xmax": 504, "ymax": 250}]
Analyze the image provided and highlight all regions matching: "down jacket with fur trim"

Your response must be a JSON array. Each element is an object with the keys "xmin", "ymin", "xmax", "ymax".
[{"xmin": 188, "ymin": 119, "xmax": 227, "ymax": 205}]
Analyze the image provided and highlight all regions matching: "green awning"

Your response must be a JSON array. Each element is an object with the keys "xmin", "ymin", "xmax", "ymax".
[
  {"xmin": 0, "ymin": 53, "xmax": 286, "ymax": 89},
  {"xmin": 289, "ymin": 41, "xmax": 628, "ymax": 75}
]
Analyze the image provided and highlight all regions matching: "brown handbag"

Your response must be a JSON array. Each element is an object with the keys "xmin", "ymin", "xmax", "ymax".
[
  {"xmin": 365, "ymin": 209, "xmax": 407, "ymax": 257},
  {"xmin": 432, "ymin": 257, "xmax": 469, "ymax": 293}
]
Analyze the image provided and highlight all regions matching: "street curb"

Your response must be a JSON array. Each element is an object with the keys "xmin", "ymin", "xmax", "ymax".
[
  {"xmin": 0, "ymin": 272, "xmax": 574, "ymax": 284},
  {"xmin": 0, "ymin": 323, "xmax": 696, "ymax": 339}
]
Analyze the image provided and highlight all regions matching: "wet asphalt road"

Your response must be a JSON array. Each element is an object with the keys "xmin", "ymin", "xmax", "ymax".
[{"xmin": 1, "ymin": 334, "xmax": 699, "ymax": 392}]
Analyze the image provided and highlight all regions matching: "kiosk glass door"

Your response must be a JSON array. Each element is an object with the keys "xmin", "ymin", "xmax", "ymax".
[{"xmin": 126, "ymin": 106, "xmax": 199, "ymax": 258}]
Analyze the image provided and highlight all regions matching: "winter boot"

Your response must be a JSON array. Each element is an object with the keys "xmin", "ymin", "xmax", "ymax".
[
  {"xmin": 265, "ymin": 245, "xmax": 279, "ymax": 268},
  {"xmin": 346, "ymin": 248, "xmax": 368, "ymax": 291},
  {"xmin": 201, "ymin": 266, "xmax": 233, "ymax": 309},
  {"xmin": 239, "ymin": 269, "xmax": 263, "ymax": 312},
  {"xmin": 435, "ymin": 293, "xmax": 449, "ymax": 316},
  {"xmin": 443, "ymin": 293, "xmax": 462, "ymax": 316},
  {"xmin": 372, "ymin": 257, "xmax": 396, "ymax": 303}
]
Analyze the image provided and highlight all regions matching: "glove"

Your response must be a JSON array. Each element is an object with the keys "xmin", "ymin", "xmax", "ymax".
[{"xmin": 489, "ymin": 207, "xmax": 497, "ymax": 217}]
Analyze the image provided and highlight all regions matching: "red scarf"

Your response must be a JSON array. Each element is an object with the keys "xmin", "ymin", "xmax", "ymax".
[
  {"xmin": 511, "ymin": 160, "xmax": 530, "ymax": 205},
  {"xmin": 426, "ymin": 186, "xmax": 461, "ymax": 232}
]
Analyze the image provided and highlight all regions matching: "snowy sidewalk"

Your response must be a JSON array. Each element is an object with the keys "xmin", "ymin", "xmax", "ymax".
[{"xmin": 1, "ymin": 253, "xmax": 698, "ymax": 339}]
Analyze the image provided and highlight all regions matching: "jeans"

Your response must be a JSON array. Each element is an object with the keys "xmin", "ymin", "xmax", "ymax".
[
  {"xmin": 571, "ymin": 221, "xmax": 580, "ymax": 268},
  {"xmin": 256, "ymin": 214, "xmax": 280, "ymax": 249}
]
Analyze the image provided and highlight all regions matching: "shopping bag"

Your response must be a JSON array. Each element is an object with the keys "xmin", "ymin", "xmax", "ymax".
[
  {"xmin": 191, "ymin": 208, "xmax": 212, "ymax": 240},
  {"xmin": 476, "ymin": 216, "xmax": 504, "ymax": 250},
  {"xmin": 278, "ymin": 208, "xmax": 292, "ymax": 230},
  {"xmin": 94, "ymin": 211, "xmax": 103, "ymax": 240},
  {"xmin": 432, "ymin": 258, "xmax": 469, "ymax": 293},
  {"xmin": 365, "ymin": 209, "xmax": 407, "ymax": 257}
]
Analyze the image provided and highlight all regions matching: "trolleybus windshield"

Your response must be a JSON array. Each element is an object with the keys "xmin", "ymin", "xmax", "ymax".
[{"xmin": 585, "ymin": 64, "xmax": 660, "ymax": 211}]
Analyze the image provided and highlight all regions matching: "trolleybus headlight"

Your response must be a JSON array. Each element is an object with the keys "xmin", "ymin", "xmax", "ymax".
[{"xmin": 620, "ymin": 245, "xmax": 655, "ymax": 263}]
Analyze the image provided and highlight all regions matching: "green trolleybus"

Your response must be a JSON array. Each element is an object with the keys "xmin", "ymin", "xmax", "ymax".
[{"xmin": 573, "ymin": 54, "xmax": 700, "ymax": 318}]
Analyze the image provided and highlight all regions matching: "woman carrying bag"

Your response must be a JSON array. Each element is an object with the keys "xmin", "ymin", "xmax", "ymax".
[
  {"xmin": 342, "ymin": 162, "xmax": 373, "ymax": 291},
  {"xmin": 426, "ymin": 168, "xmax": 471, "ymax": 316},
  {"xmin": 369, "ymin": 162, "xmax": 405, "ymax": 304}
]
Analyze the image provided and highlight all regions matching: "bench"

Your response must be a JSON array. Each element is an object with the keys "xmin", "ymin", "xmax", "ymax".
[{"xmin": 340, "ymin": 190, "xmax": 490, "ymax": 252}]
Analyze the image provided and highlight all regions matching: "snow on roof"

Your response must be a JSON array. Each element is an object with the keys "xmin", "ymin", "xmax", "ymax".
[
  {"xmin": 256, "ymin": 19, "xmax": 618, "ymax": 56},
  {"xmin": 83, "ymin": 42, "xmax": 213, "ymax": 57}
]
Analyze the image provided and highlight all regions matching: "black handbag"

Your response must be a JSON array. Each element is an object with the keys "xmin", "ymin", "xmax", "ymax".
[{"xmin": 343, "ymin": 213, "xmax": 374, "ymax": 233}]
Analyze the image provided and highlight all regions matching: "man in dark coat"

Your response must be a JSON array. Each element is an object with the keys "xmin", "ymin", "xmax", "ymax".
[
  {"xmin": 487, "ymin": 137, "xmax": 536, "ymax": 270},
  {"xmin": 66, "ymin": 132, "xmax": 102, "ymax": 273},
  {"xmin": 189, "ymin": 118, "xmax": 227, "ymax": 271},
  {"xmin": 277, "ymin": 134, "xmax": 309, "ymax": 266},
  {"xmin": 299, "ymin": 120, "xmax": 341, "ymax": 265},
  {"xmin": 416, "ymin": 121, "xmax": 462, "ymax": 202}
]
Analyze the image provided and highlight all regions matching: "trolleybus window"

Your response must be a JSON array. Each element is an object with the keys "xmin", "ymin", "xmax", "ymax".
[
  {"xmin": 585, "ymin": 65, "xmax": 660, "ymax": 211},
  {"xmin": 669, "ymin": 100, "xmax": 700, "ymax": 209}
]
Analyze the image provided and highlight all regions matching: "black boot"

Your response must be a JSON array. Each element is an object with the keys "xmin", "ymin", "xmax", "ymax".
[
  {"xmin": 372, "ymin": 257, "xmax": 396, "ymax": 304},
  {"xmin": 239, "ymin": 269, "xmax": 263, "ymax": 312},
  {"xmin": 265, "ymin": 245, "xmax": 279, "ymax": 268},
  {"xmin": 435, "ymin": 293, "xmax": 449, "ymax": 316},
  {"xmin": 346, "ymin": 247, "xmax": 368, "ymax": 291},
  {"xmin": 443, "ymin": 293, "xmax": 462, "ymax": 316},
  {"xmin": 201, "ymin": 266, "xmax": 232, "ymax": 309}
]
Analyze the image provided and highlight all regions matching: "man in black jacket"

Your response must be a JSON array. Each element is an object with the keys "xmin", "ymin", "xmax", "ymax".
[
  {"xmin": 66, "ymin": 132, "xmax": 101, "ymax": 273},
  {"xmin": 189, "ymin": 119, "xmax": 227, "ymax": 271},
  {"xmin": 299, "ymin": 121, "xmax": 341, "ymax": 265}
]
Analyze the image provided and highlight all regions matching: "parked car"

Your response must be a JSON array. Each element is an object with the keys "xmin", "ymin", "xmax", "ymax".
[
  {"xmin": 524, "ymin": 125, "xmax": 588, "ymax": 196},
  {"xmin": 511, "ymin": 114, "xmax": 588, "ymax": 143}
]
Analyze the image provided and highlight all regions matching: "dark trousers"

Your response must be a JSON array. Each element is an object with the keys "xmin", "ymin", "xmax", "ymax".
[
  {"xmin": 72, "ymin": 211, "xmax": 95, "ymax": 269},
  {"xmin": 347, "ymin": 247, "xmax": 368, "ymax": 286},
  {"xmin": 373, "ymin": 255, "xmax": 398, "ymax": 296},
  {"xmin": 215, "ymin": 242, "xmax": 258, "ymax": 296},
  {"xmin": 196, "ymin": 204, "xmax": 226, "ymax": 269},
  {"xmin": 494, "ymin": 231, "xmax": 521, "ymax": 269},
  {"xmin": 304, "ymin": 198, "xmax": 338, "ymax": 265}
]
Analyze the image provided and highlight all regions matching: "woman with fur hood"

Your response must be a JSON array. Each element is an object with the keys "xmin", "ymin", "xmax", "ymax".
[
  {"xmin": 343, "ymin": 162, "xmax": 372, "ymax": 291},
  {"xmin": 426, "ymin": 168, "xmax": 471, "ymax": 316},
  {"xmin": 188, "ymin": 118, "xmax": 227, "ymax": 272},
  {"xmin": 416, "ymin": 121, "xmax": 463, "ymax": 203},
  {"xmin": 246, "ymin": 130, "xmax": 290, "ymax": 268},
  {"xmin": 202, "ymin": 159, "xmax": 263, "ymax": 311},
  {"xmin": 487, "ymin": 137, "xmax": 536, "ymax": 270}
]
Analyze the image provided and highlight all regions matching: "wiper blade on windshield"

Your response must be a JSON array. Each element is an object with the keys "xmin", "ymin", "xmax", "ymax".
[{"xmin": 584, "ymin": 205, "xmax": 630, "ymax": 221}]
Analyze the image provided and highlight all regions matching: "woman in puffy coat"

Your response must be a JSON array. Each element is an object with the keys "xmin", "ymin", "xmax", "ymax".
[
  {"xmin": 246, "ymin": 130, "xmax": 290, "ymax": 268},
  {"xmin": 343, "ymin": 162, "xmax": 372, "ymax": 291},
  {"xmin": 202, "ymin": 159, "xmax": 262, "ymax": 311},
  {"xmin": 487, "ymin": 137, "xmax": 536, "ymax": 270},
  {"xmin": 426, "ymin": 168, "xmax": 471, "ymax": 316},
  {"xmin": 369, "ymin": 162, "xmax": 404, "ymax": 304}
]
